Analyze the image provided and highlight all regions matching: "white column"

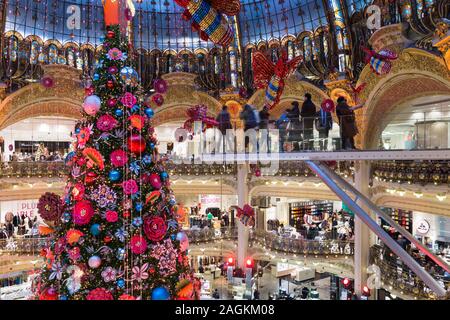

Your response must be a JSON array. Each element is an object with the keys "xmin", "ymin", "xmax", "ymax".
[
  {"xmin": 237, "ymin": 164, "xmax": 249, "ymax": 269},
  {"xmin": 354, "ymin": 160, "xmax": 371, "ymax": 297}
]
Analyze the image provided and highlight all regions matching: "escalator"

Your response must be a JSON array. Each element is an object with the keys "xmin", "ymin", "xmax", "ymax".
[{"xmin": 305, "ymin": 160, "xmax": 449, "ymax": 298}]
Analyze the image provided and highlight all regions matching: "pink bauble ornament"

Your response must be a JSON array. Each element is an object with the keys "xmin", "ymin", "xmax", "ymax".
[
  {"xmin": 255, "ymin": 168, "xmax": 261, "ymax": 177},
  {"xmin": 83, "ymin": 95, "xmax": 101, "ymax": 116},
  {"xmin": 149, "ymin": 173, "xmax": 162, "ymax": 189},
  {"xmin": 107, "ymin": 98, "xmax": 117, "ymax": 107},
  {"xmin": 152, "ymin": 94, "xmax": 164, "ymax": 107},
  {"xmin": 127, "ymin": 134, "xmax": 146, "ymax": 154},
  {"xmin": 41, "ymin": 76, "xmax": 54, "ymax": 88},
  {"xmin": 153, "ymin": 79, "xmax": 168, "ymax": 94}
]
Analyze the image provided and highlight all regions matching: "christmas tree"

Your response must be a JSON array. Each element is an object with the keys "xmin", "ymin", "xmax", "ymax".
[{"xmin": 34, "ymin": 25, "xmax": 198, "ymax": 300}]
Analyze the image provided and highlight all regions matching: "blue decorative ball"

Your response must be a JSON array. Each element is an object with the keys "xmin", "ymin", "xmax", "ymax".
[
  {"xmin": 160, "ymin": 172, "xmax": 169, "ymax": 180},
  {"xmin": 117, "ymin": 279, "xmax": 125, "ymax": 288},
  {"xmin": 145, "ymin": 108, "xmax": 154, "ymax": 118},
  {"xmin": 90, "ymin": 224, "xmax": 101, "ymax": 236},
  {"xmin": 149, "ymin": 143, "xmax": 155, "ymax": 149},
  {"xmin": 75, "ymin": 128, "xmax": 81, "ymax": 134},
  {"xmin": 135, "ymin": 202, "xmax": 143, "ymax": 212},
  {"xmin": 151, "ymin": 286, "xmax": 170, "ymax": 300},
  {"xmin": 99, "ymin": 37, "xmax": 105, "ymax": 42},
  {"xmin": 117, "ymin": 248, "xmax": 125, "ymax": 260},
  {"xmin": 169, "ymin": 199, "xmax": 176, "ymax": 206},
  {"xmin": 109, "ymin": 169, "xmax": 121, "ymax": 182},
  {"xmin": 142, "ymin": 155, "xmax": 152, "ymax": 165},
  {"xmin": 115, "ymin": 109, "xmax": 124, "ymax": 117},
  {"xmin": 170, "ymin": 234, "xmax": 176, "ymax": 241},
  {"xmin": 59, "ymin": 295, "xmax": 68, "ymax": 300},
  {"xmin": 62, "ymin": 212, "xmax": 71, "ymax": 223},
  {"xmin": 93, "ymin": 74, "xmax": 100, "ymax": 81}
]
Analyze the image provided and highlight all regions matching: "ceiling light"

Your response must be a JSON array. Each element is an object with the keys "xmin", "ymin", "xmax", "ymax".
[
  {"xmin": 436, "ymin": 193, "xmax": 447, "ymax": 201},
  {"xmin": 413, "ymin": 192, "xmax": 423, "ymax": 198},
  {"xmin": 397, "ymin": 189, "xmax": 406, "ymax": 197}
]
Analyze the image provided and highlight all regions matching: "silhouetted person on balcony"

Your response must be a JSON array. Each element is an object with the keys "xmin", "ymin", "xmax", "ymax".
[
  {"xmin": 315, "ymin": 107, "xmax": 333, "ymax": 151},
  {"xmin": 259, "ymin": 105, "xmax": 270, "ymax": 151},
  {"xmin": 335, "ymin": 97, "xmax": 364, "ymax": 150},
  {"xmin": 286, "ymin": 101, "xmax": 301, "ymax": 151},
  {"xmin": 240, "ymin": 104, "xmax": 258, "ymax": 151},
  {"xmin": 216, "ymin": 105, "xmax": 232, "ymax": 153},
  {"xmin": 301, "ymin": 93, "xmax": 317, "ymax": 150}
]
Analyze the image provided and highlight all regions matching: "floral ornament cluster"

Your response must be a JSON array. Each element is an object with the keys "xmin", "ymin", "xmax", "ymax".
[
  {"xmin": 150, "ymin": 239, "xmax": 178, "ymax": 276},
  {"xmin": 90, "ymin": 184, "xmax": 117, "ymax": 208},
  {"xmin": 107, "ymin": 47, "xmax": 127, "ymax": 61},
  {"xmin": 37, "ymin": 192, "xmax": 65, "ymax": 222},
  {"xmin": 34, "ymin": 25, "xmax": 196, "ymax": 301}
]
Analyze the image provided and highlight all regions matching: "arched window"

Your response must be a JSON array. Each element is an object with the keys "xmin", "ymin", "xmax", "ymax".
[
  {"xmin": 66, "ymin": 48, "xmax": 76, "ymax": 67},
  {"xmin": 6, "ymin": 36, "xmax": 18, "ymax": 63},
  {"xmin": 30, "ymin": 40, "xmax": 40, "ymax": 65},
  {"xmin": 286, "ymin": 40, "xmax": 295, "ymax": 60},
  {"xmin": 48, "ymin": 44, "xmax": 58, "ymax": 64}
]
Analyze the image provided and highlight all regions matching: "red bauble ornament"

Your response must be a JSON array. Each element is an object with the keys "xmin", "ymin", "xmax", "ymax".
[
  {"xmin": 127, "ymin": 134, "xmax": 146, "ymax": 154},
  {"xmin": 106, "ymin": 30, "xmax": 115, "ymax": 39},
  {"xmin": 149, "ymin": 173, "xmax": 162, "ymax": 190},
  {"xmin": 107, "ymin": 80, "xmax": 114, "ymax": 89},
  {"xmin": 85, "ymin": 171, "xmax": 98, "ymax": 185},
  {"xmin": 255, "ymin": 168, "xmax": 261, "ymax": 177},
  {"xmin": 104, "ymin": 236, "xmax": 112, "ymax": 243},
  {"xmin": 107, "ymin": 98, "xmax": 117, "ymax": 107},
  {"xmin": 85, "ymin": 86, "xmax": 94, "ymax": 96}
]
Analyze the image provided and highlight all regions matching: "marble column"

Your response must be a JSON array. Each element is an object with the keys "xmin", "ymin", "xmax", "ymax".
[
  {"xmin": 237, "ymin": 164, "xmax": 249, "ymax": 269},
  {"xmin": 353, "ymin": 160, "xmax": 371, "ymax": 297}
]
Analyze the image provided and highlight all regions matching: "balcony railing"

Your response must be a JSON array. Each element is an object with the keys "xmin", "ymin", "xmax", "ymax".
[{"xmin": 370, "ymin": 245, "xmax": 450, "ymax": 300}]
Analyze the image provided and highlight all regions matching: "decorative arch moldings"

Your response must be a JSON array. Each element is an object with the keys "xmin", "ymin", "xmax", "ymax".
[
  {"xmin": 0, "ymin": 65, "xmax": 83, "ymax": 130},
  {"xmin": 151, "ymin": 72, "xmax": 222, "ymax": 126},
  {"xmin": 355, "ymin": 48, "xmax": 450, "ymax": 148}
]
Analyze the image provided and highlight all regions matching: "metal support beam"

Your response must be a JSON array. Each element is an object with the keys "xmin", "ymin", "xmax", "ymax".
[
  {"xmin": 305, "ymin": 160, "xmax": 447, "ymax": 297},
  {"xmin": 318, "ymin": 161, "xmax": 450, "ymax": 274}
]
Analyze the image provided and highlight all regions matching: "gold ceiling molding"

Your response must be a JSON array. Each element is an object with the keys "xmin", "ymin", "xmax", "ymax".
[
  {"xmin": 372, "ymin": 194, "xmax": 450, "ymax": 217},
  {"xmin": 151, "ymin": 72, "xmax": 222, "ymax": 126},
  {"xmin": 0, "ymin": 65, "xmax": 83, "ymax": 130}
]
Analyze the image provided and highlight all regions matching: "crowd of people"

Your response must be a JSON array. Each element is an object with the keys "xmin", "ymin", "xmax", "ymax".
[
  {"xmin": 0, "ymin": 213, "xmax": 39, "ymax": 239},
  {"xmin": 215, "ymin": 93, "xmax": 364, "ymax": 152}
]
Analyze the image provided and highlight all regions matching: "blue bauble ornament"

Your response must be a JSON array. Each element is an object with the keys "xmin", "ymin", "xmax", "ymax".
[
  {"xmin": 115, "ymin": 109, "xmax": 124, "ymax": 117},
  {"xmin": 142, "ymin": 155, "xmax": 152, "ymax": 165},
  {"xmin": 131, "ymin": 104, "xmax": 140, "ymax": 113},
  {"xmin": 135, "ymin": 202, "xmax": 143, "ymax": 212},
  {"xmin": 151, "ymin": 286, "xmax": 170, "ymax": 300},
  {"xmin": 93, "ymin": 73, "xmax": 100, "ymax": 81},
  {"xmin": 62, "ymin": 212, "xmax": 71, "ymax": 223},
  {"xmin": 149, "ymin": 143, "xmax": 155, "ymax": 149},
  {"xmin": 90, "ymin": 224, "xmax": 101, "ymax": 236},
  {"xmin": 145, "ymin": 108, "xmax": 154, "ymax": 118},
  {"xmin": 59, "ymin": 295, "xmax": 68, "ymax": 300},
  {"xmin": 109, "ymin": 169, "xmax": 121, "ymax": 182},
  {"xmin": 99, "ymin": 37, "xmax": 105, "ymax": 42},
  {"xmin": 75, "ymin": 128, "xmax": 81, "ymax": 134},
  {"xmin": 160, "ymin": 171, "xmax": 168, "ymax": 180},
  {"xmin": 169, "ymin": 199, "xmax": 176, "ymax": 206},
  {"xmin": 170, "ymin": 234, "xmax": 176, "ymax": 241},
  {"xmin": 117, "ymin": 279, "xmax": 125, "ymax": 288},
  {"xmin": 117, "ymin": 248, "xmax": 125, "ymax": 260}
]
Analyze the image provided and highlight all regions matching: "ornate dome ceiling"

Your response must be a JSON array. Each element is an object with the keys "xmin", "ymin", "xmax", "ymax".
[{"xmin": 3, "ymin": 0, "xmax": 352, "ymax": 50}]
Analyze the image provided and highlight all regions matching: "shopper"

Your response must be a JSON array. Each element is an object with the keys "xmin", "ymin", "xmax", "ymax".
[
  {"xmin": 276, "ymin": 111, "xmax": 289, "ymax": 152},
  {"xmin": 240, "ymin": 104, "xmax": 258, "ymax": 151},
  {"xmin": 315, "ymin": 106, "xmax": 333, "ymax": 151},
  {"xmin": 300, "ymin": 93, "xmax": 317, "ymax": 150},
  {"xmin": 335, "ymin": 96, "xmax": 364, "ymax": 150},
  {"xmin": 212, "ymin": 288, "xmax": 220, "ymax": 299},
  {"xmin": 286, "ymin": 101, "xmax": 301, "ymax": 151},
  {"xmin": 216, "ymin": 105, "xmax": 233, "ymax": 153},
  {"xmin": 253, "ymin": 289, "xmax": 260, "ymax": 300},
  {"xmin": 259, "ymin": 105, "xmax": 270, "ymax": 151}
]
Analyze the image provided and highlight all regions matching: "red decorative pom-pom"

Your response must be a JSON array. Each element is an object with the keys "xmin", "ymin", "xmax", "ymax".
[
  {"xmin": 181, "ymin": 9, "xmax": 192, "ymax": 21},
  {"xmin": 86, "ymin": 288, "xmax": 113, "ymax": 300},
  {"xmin": 127, "ymin": 134, "xmax": 147, "ymax": 154},
  {"xmin": 174, "ymin": 0, "xmax": 190, "ymax": 7},
  {"xmin": 106, "ymin": 30, "xmax": 115, "ymax": 39},
  {"xmin": 199, "ymin": 31, "xmax": 209, "ymax": 42}
]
